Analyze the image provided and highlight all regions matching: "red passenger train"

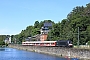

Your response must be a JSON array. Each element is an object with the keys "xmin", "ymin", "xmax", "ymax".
[
  {"xmin": 22, "ymin": 40, "xmax": 73, "ymax": 47},
  {"xmin": 22, "ymin": 41, "xmax": 56, "ymax": 46}
]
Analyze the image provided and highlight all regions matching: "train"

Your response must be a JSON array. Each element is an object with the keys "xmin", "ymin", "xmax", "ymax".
[{"xmin": 22, "ymin": 40, "xmax": 73, "ymax": 47}]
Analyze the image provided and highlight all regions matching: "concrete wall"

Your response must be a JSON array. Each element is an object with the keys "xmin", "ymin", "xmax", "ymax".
[
  {"xmin": 40, "ymin": 34, "xmax": 48, "ymax": 41},
  {"xmin": 8, "ymin": 44, "xmax": 90, "ymax": 60}
]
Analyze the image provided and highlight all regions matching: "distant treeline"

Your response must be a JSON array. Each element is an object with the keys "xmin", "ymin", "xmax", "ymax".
[
  {"xmin": 1, "ymin": 3, "xmax": 90, "ymax": 45},
  {"xmin": 0, "ymin": 35, "xmax": 10, "ymax": 45}
]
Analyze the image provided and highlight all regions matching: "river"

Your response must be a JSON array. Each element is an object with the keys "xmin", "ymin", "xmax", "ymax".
[{"xmin": 0, "ymin": 47, "xmax": 79, "ymax": 60}]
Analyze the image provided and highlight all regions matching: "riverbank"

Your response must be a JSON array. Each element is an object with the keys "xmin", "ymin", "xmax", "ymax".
[
  {"xmin": 8, "ymin": 44, "xmax": 90, "ymax": 60},
  {"xmin": 0, "ymin": 45, "xmax": 7, "ymax": 47}
]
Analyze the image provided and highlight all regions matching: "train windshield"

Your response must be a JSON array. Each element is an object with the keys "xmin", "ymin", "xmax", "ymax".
[{"xmin": 68, "ymin": 40, "xmax": 72, "ymax": 44}]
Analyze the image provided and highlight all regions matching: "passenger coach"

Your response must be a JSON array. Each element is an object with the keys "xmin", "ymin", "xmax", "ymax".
[
  {"xmin": 22, "ymin": 41, "xmax": 56, "ymax": 46},
  {"xmin": 22, "ymin": 40, "xmax": 73, "ymax": 47}
]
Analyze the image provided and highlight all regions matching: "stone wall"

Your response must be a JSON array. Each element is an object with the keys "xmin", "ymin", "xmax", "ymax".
[{"xmin": 8, "ymin": 44, "xmax": 90, "ymax": 60}]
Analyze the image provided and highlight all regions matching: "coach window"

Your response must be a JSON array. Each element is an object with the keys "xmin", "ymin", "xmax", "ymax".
[
  {"xmin": 51, "ymin": 43, "xmax": 54, "ymax": 45},
  {"xmin": 68, "ymin": 41, "xmax": 69, "ymax": 44},
  {"xmin": 50, "ymin": 43, "xmax": 51, "ymax": 45}
]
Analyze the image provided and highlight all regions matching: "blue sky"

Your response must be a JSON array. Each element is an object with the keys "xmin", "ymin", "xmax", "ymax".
[{"xmin": 0, "ymin": 0, "xmax": 90, "ymax": 35}]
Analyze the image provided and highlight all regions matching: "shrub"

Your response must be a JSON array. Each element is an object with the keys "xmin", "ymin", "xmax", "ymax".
[{"xmin": 87, "ymin": 41, "xmax": 90, "ymax": 45}]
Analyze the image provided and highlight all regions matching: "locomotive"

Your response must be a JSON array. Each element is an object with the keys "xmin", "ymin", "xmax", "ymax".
[
  {"xmin": 56, "ymin": 40, "xmax": 73, "ymax": 47},
  {"xmin": 22, "ymin": 40, "xmax": 73, "ymax": 47}
]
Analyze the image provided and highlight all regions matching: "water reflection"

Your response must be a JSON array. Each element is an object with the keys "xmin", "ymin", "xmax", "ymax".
[
  {"xmin": 0, "ymin": 47, "xmax": 5, "ymax": 51},
  {"xmin": 0, "ymin": 48, "xmax": 79, "ymax": 60}
]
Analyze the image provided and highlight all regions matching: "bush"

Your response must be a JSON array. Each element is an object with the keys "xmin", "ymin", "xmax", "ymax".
[
  {"xmin": 87, "ymin": 41, "xmax": 90, "ymax": 45},
  {"xmin": 5, "ymin": 43, "xmax": 8, "ymax": 46},
  {"xmin": 0, "ymin": 41, "xmax": 5, "ymax": 45}
]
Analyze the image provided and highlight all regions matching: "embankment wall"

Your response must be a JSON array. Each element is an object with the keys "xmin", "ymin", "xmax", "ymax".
[{"xmin": 8, "ymin": 44, "xmax": 90, "ymax": 59}]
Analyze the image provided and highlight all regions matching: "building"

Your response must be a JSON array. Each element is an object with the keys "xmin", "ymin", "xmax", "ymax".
[
  {"xmin": 4, "ymin": 36, "xmax": 11, "ymax": 44},
  {"xmin": 25, "ymin": 35, "xmax": 40, "ymax": 41},
  {"xmin": 40, "ymin": 27, "xmax": 49, "ymax": 41},
  {"xmin": 24, "ymin": 26, "xmax": 50, "ymax": 42},
  {"xmin": 40, "ymin": 34, "xmax": 48, "ymax": 41}
]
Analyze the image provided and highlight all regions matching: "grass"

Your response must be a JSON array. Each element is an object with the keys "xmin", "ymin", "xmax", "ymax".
[{"xmin": 74, "ymin": 45, "xmax": 90, "ymax": 49}]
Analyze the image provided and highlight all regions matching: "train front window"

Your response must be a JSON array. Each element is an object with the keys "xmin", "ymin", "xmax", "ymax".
[
  {"xmin": 69, "ymin": 41, "xmax": 72, "ymax": 44},
  {"xmin": 68, "ymin": 41, "xmax": 72, "ymax": 44}
]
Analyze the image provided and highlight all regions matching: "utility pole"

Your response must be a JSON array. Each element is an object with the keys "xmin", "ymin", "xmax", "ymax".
[{"xmin": 77, "ymin": 27, "xmax": 80, "ymax": 47}]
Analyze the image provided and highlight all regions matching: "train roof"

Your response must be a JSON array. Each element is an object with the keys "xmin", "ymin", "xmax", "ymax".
[
  {"xmin": 22, "ymin": 41, "xmax": 56, "ymax": 43},
  {"xmin": 57, "ymin": 40, "xmax": 72, "ymax": 42}
]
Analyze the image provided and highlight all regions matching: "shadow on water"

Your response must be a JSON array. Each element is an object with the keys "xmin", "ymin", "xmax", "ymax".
[{"xmin": 0, "ymin": 47, "xmax": 5, "ymax": 51}]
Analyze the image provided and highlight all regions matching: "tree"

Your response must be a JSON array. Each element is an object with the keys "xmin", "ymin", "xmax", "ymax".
[
  {"xmin": 34, "ymin": 21, "xmax": 40, "ymax": 28},
  {"xmin": 14, "ymin": 3, "xmax": 90, "ymax": 46},
  {"xmin": 0, "ymin": 41, "xmax": 5, "ymax": 45}
]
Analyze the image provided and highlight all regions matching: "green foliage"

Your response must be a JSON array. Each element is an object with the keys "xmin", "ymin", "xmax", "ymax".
[
  {"xmin": 0, "ymin": 35, "xmax": 6, "ymax": 45},
  {"xmin": 10, "ymin": 3, "xmax": 90, "ymax": 46},
  {"xmin": 87, "ymin": 41, "xmax": 90, "ymax": 45},
  {"xmin": 0, "ymin": 41, "xmax": 5, "ymax": 45},
  {"xmin": 5, "ymin": 43, "xmax": 8, "ymax": 46},
  {"xmin": 34, "ymin": 21, "xmax": 40, "ymax": 28},
  {"xmin": 66, "ymin": 3, "xmax": 90, "ymax": 45}
]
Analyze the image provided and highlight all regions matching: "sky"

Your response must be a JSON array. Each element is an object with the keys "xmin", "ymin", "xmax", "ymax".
[{"xmin": 0, "ymin": 0, "xmax": 90, "ymax": 35}]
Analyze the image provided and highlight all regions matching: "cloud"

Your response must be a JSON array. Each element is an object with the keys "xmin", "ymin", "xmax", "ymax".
[{"xmin": 0, "ymin": 28, "xmax": 19, "ymax": 35}]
